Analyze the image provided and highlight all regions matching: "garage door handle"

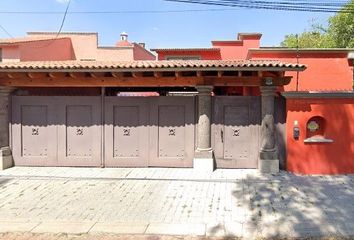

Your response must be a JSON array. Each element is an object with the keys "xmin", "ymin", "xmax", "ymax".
[{"xmin": 221, "ymin": 129, "xmax": 224, "ymax": 143}]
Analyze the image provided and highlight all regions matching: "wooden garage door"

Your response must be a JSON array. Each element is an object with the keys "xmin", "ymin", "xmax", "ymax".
[
  {"xmin": 212, "ymin": 96, "xmax": 261, "ymax": 169},
  {"xmin": 104, "ymin": 96, "xmax": 195, "ymax": 168},
  {"xmin": 12, "ymin": 96, "xmax": 102, "ymax": 167}
]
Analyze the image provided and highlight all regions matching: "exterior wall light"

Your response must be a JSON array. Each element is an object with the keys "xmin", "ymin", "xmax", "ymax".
[
  {"xmin": 264, "ymin": 77, "xmax": 273, "ymax": 86},
  {"xmin": 293, "ymin": 120, "xmax": 300, "ymax": 140}
]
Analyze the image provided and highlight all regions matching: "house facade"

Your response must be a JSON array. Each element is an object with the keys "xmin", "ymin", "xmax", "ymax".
[
  {"xmin": 153, "ymin": 34, "xmax": 354, "ymax": 175},
  {"xmin": 0, "ymin": 31, "xmax": 352, "ymax": 174}
]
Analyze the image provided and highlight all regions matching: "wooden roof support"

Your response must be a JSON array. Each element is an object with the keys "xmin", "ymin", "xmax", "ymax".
[
  {"xmin": 27, "ymin": 72, "xmax": 47, "ymax": 79},
  {"xmin": 6, "ymin": 72, "xmax": 26, "ymax": 79},
  {"xmin": 132, "ymin": 72, "xmax": 142, "ymax": 78},
  {"xmin": 175, "ymin": 71, "xmax": 182, "ymax": 78},
  {"xmin": 111, "ymin": 72, "xmax": 123, "ymax": 78},
  {"xmin": 153, "ymin": 72, "xmax": 162, "ymax": 78},
  {"xmin": 68, "ymin": 72, "xmax": 86, "ymax": 79},
  {"xmin": 0, "ymin": 70, "xmax": 292, "ymax": 87},
  {"xmin": 88, "ymin": 72, "xmax": 107, "ymax": 78},
  {"xmin": 48, "ymin": 72, "xmax": 67, "ymax": 78}
]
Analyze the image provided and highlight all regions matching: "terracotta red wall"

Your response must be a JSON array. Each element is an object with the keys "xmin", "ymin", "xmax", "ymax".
[
  {"xmin": 286, "ymin": 98, "xmax": 354, "ymax": 174},
  {"xmin": 213, "ymin": 38, "xmax": 260, "ymax": 60},
  {"xmin": 250, "ymin": 52, "xmax": 353, "ymax": 91},
  {"xmin": 156, "ymin": 50, "xmax": 221, "ymax": 60},
  {"xmin": 19, "ymin": 38, "xmax": 74, "ymax": 61},
  {"xmin": 133, "ymin": 44, "xmax": 156, "ymax": 60}
]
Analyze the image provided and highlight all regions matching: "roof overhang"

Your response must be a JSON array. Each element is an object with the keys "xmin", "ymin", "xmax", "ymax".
[
  {"xmin": 0, "ymin": 60, "xmax": 305, "ymax": 88},
  {"xmin": 0, "ymin": 60, "xmax": 306, "ymax": 72}
]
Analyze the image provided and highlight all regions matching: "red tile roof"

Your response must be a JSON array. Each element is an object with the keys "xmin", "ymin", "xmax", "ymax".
[{"xmin": 0, "ymin": 60, "xmax": 306, "ymax": 71}]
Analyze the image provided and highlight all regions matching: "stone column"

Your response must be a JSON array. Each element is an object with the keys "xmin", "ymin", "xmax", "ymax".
[
  {"xmin": 259, "ymin": 86, "xmax": 279, "ymax": 173},
  {"xmin": 194, "ymin": 86, "xmax": 214, "ymax": 171},
  {"xmin": 0, "ymin": 87, "xmax": 14, "ymax": 170}
]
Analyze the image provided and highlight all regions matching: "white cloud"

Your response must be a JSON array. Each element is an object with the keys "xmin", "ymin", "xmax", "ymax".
[{"xmin": 56, "ymin": 0, "xmax": 70, "ymax": 3}]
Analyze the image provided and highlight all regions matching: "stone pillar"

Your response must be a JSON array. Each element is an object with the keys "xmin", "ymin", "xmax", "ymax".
[
  {"xmin": 194, "ymin": 86, "xmax": 214, "ymax": 171},
  {"xmin": 259, "ymin": 86, "xmax": 279, "ymax": 173},
  {"xmin": 0, "ymin": 87, "xmax": 14, "ymax": 170}
]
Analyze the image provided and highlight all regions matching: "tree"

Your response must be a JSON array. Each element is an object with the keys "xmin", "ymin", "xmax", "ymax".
[{"xmin": 281, "ymin": 0, "xmax": 354, "ymax": 48}]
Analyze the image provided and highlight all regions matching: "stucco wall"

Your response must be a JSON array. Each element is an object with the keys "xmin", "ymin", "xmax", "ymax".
[
  {"xmin": 27, "ymin": 33, "xmax": 98, "ymax": 60},
  {"xmin": 286, "ymin": 98, "xmax": 354, "ymax": 174},
  {"xmin": 213, "ymin": 38, "xmax": 260, "ymax": 60},
  {"xmin": 157, "ymin": 50, "xmax": 220, "ymax": 60},
  {"xmin": 96, "ymin": 47, "xmax": 134, "ymax": 61},
  {"xmin": 19, "ymin": 38, "xmax": 74, "ymax": 61},
  {"xmin": 133, "ymin": 44, "xmax": 156, "ymax": 60},
  {"xmin": 250, "ymin": 52, "xmax": 353, "ymax": 91},
  {"xmin": 2, "ymin": 46, "xmax": 20, "ymax": 62}
]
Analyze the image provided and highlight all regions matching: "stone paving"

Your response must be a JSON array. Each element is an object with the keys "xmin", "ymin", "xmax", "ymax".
[{"xmin": 0, "ymin": 167, "xmax": 354, "ymax": 239}]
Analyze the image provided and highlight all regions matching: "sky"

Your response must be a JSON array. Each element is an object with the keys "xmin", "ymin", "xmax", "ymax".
[{"xmin": 0, "ymin": 0, "xmax": 335, "ymax": 49}]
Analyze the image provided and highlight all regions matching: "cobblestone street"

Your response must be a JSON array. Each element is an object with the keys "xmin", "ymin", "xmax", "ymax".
[{"xmin": 1, "ymin": 167, "xmax": 354, "ymax": 239}]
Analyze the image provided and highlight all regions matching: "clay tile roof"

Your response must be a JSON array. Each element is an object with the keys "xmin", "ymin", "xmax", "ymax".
[
  {"xmin": 0, "ymin": 60, "xmax": 306, "ymax": 71},
  {"xmin": 0, "ymin": 37, "xmax": 70, "ymax": 45}
]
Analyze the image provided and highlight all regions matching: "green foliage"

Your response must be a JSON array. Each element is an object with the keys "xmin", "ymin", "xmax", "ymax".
[
  {"xmin": 281, "ymin": 0, "xmax": 354, "ymax": 48},
  {"xmin": 328, "ymin": 0, "xmax": 354, "ymax": 48}
]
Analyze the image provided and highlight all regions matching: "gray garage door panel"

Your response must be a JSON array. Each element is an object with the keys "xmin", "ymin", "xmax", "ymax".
[
  {"xmin": 57, "ymin": 97, "xmax": 102, "ymax": 167},
  {"xmin": 12, "ymin": 97, "xmax": 57, "ymax": 166},
  {"xmin": 12, "ymin": 95, "xmax": 195, "ymax": 168},
  {"xmin": 149, "ymin": 97, "xmax": 195, "ymax": 168},
  {"xmin": 104, "ymin": 97, "xmax": 149, "ymax": 167},
  {"xmin": 213, "ymin": 96, "xmax": 260, "ymax": 169}
]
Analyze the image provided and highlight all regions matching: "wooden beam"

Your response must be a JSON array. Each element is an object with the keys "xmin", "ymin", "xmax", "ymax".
[
  {"xmin": 0, "ymin": 73, "xmax": 292, "ymax": 87},
  {"xmin": 217, "ymin": 71, "xmax": 224, "ymax": 78},
  {"xmin": 206, "ymin": 76, "xmax": 261, "ymax": 86},
  {"xmin": 175, "ymin": 72, "xmax": 182, "ymax": 78},
  {"xmin": 132, "ymin": 72, "xmax": 142, "ymax": 78},
  {"xmin": 153, "ymin": 72, "xmax": 162, "ymax": 78},
  {"xmin": 0, "ymin": 76, "xmax": 199, "ymax": 87},
  {"xmin": 196, "ymin": 71, "xmax": 203, "ymax": 78},
  {"xmin": 68, "ymin": 72, "xmax": 86, "ymax": 79},
  {"xmin": 111, "ymin": 72, "xmax": 123, "ymax": 78},
  {"xmin": 48, "ymin": 72, "xmax": 67, "ymax": 78},
  {"xmin": 27, "ymin": 72, "xmax": 47, "ymax": 79},
  {"xmin": 6, "ymin": 73, "xmax": 26, "ymax": 79}
]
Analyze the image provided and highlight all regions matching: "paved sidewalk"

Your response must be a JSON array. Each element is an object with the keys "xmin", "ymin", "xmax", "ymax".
[{"xmin": 1, "ymin": 167, "xmax": 354, "ymax": 239}]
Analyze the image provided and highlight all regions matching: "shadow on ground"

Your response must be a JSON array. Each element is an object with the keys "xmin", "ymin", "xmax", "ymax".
[{"xmin": 208, "ymin": 172, "xmax": 354, "ymax": 239}]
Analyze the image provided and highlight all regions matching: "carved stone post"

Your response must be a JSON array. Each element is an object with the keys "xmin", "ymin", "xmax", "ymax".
[
  {"xmin": 0, "ymin": 87, "xmax": 14, "ymax": 170},
  {"xmin": 194, "ymin": 86, "xmax": 214, "ymax": 171},
  {"xmin": 259, "ymin": 86, "xmax": 279, "ymax": 173}
]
